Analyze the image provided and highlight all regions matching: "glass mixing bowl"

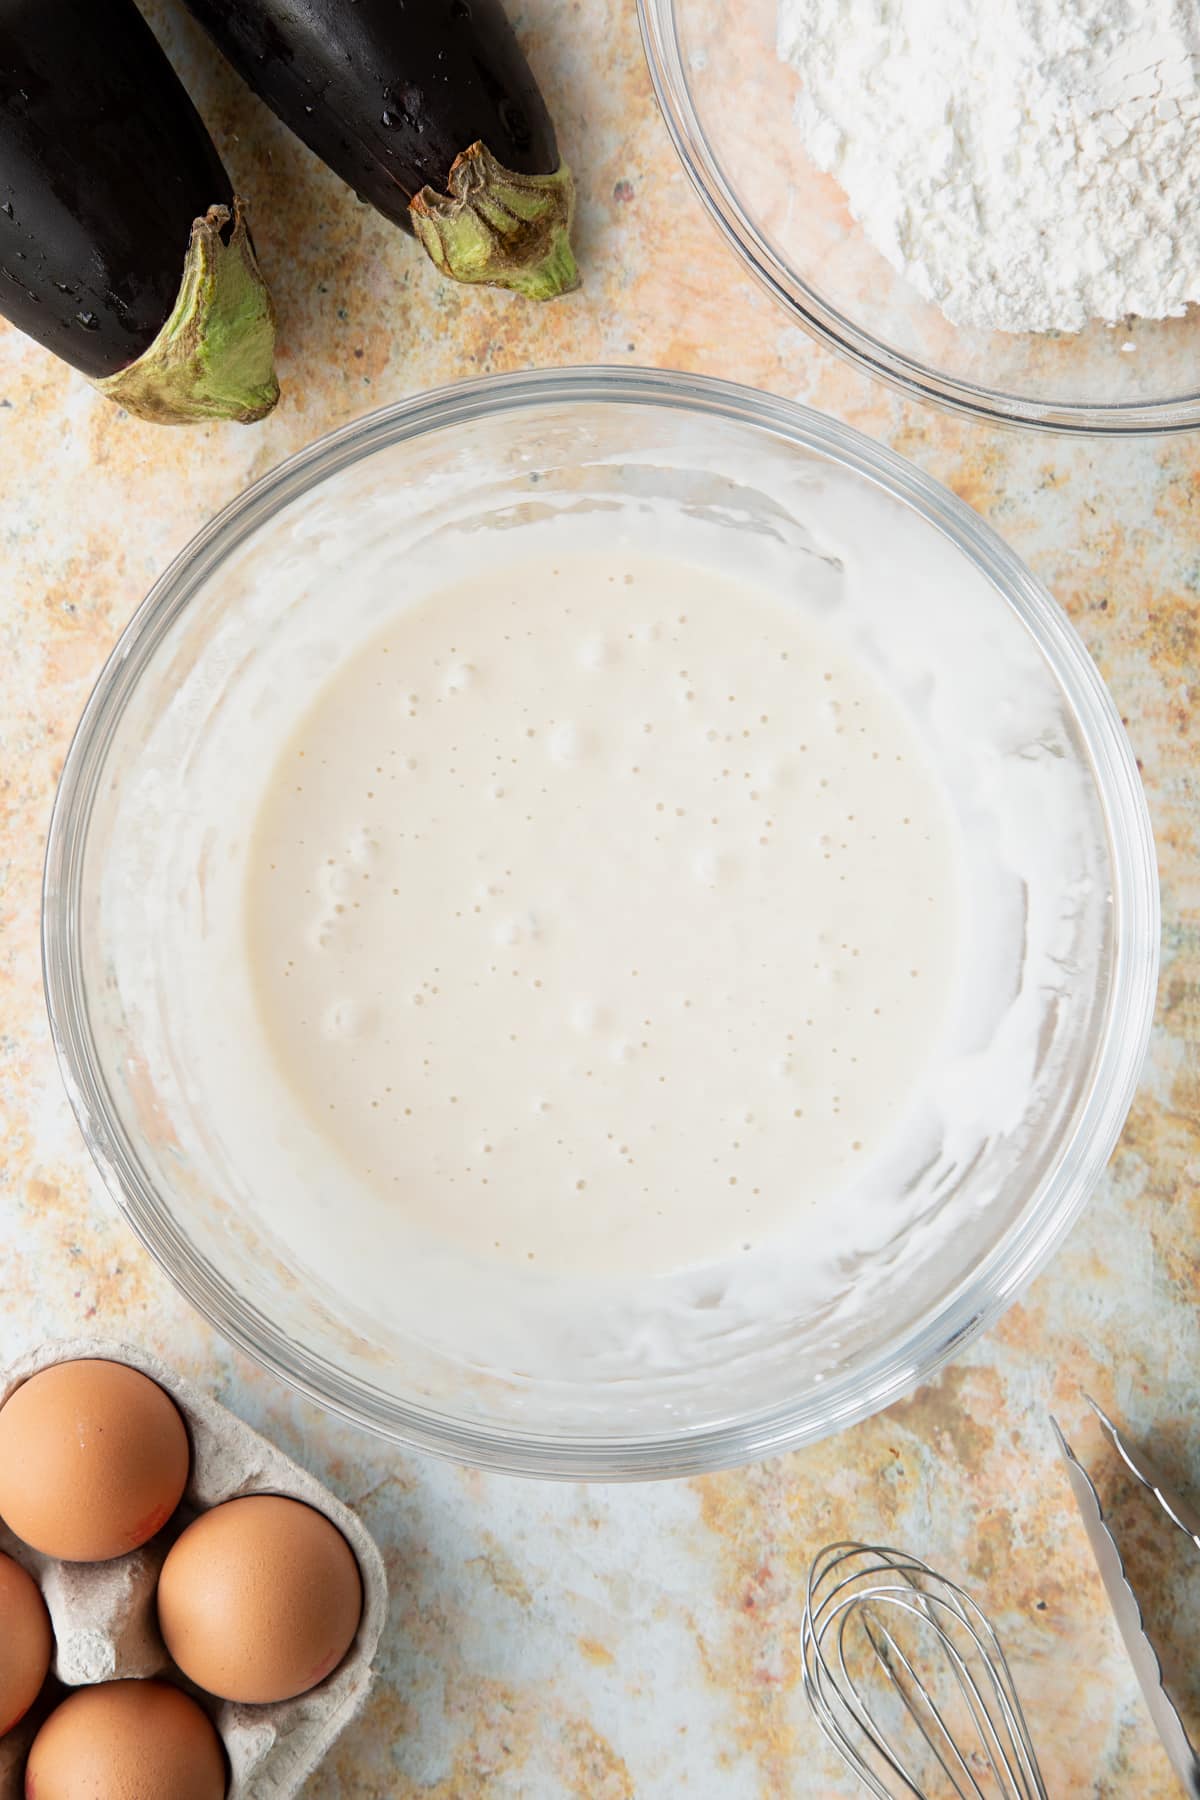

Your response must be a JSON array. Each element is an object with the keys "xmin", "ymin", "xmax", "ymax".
[
  {"xmin": 43, "ymin": 369, "xmax": 1159, "ymax": 1477},
  {"xmin": 639, "ymin": 0, "xmax": 1200, "ymax": 432}
]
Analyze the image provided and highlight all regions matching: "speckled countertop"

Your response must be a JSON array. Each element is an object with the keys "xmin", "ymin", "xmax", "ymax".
[{"xmin": 2, "ymin": 1, "xmax": 1199, "ymax": 1794}]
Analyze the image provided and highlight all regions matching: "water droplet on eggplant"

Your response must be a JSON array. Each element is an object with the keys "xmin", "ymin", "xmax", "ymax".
[
  {"xmin": 381, "ymin": 82, "xmax": 424, "ymax": 132},
  {"xmin": 497, "ymin": 97, "xmax": 532, "ymax": 150}
]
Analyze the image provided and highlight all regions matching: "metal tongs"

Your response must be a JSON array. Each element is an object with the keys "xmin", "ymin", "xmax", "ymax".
[{"xmin": 1053, "ymin": 1399, "xmax": 1200, "ymax": 1796}]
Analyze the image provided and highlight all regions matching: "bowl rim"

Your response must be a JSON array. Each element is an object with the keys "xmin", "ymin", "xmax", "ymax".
[
  {"xmin": 42, "ymin": 366, "xmax": 1160, "ymax": 1478},
  {"xmin": 636, "ymin": 0, "xmax": 1200, "ymax": 437}
]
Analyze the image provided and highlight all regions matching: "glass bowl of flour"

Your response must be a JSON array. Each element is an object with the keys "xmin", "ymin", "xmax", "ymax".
[
  {"xmin": 640, "ymin": 0, "xmax": 1200, "ymax": 431},
  {"xmin": 44, "ymin": 369, "xmax": 1158, "ymax": 1476}
]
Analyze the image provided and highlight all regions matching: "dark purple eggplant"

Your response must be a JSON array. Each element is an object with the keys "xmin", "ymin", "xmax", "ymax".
[
  {"xmin": 182, "ymin": 0, "xmax": 578, "ymax": 302},
  {"xmin": 0, "ymin": 0, "xmax": 278, "ymax": 423}
]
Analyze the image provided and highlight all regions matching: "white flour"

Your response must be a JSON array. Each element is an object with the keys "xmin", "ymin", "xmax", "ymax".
[{"xmin": 777, "ymin": 0, "xmax": 1200, "ymax": 333}]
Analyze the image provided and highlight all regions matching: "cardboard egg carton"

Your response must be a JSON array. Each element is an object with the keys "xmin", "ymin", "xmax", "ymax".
[{"xmin": 0, "ymin": 1339, "xmax": 387, "ymax": 1798}]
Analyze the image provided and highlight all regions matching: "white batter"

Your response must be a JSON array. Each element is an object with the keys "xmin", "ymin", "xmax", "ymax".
[{"xmin": 246, "ymin": 550, "xmax": 961, "ymax": 1278}]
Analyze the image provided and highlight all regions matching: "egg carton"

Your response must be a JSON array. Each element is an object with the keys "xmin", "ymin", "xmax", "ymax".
[{"xmin": 0, "ymin": 1339, "xmax": 387, "ymax": 1799}]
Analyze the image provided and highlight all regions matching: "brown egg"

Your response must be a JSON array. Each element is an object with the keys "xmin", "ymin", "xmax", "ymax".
[
  {"xmin": 23, "ymin": 1679, "xmax": 225, "ymax": 1800},
  {"xmin": 157, "ymin": 1494, "xmax": 363, "ymax": 1704},
  {"xmin": 0, "ymin": 1360, "xmax": 190, "ymax": 1562},
  {"xmin": 0, "ymin": 1552, "xmax": 52, "ymax": 1739}
]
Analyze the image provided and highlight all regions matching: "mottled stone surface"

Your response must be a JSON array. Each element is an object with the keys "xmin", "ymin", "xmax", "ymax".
[{"xmin": 1, "ymin": 0, "xmax": 1198, "ymax": 1793}]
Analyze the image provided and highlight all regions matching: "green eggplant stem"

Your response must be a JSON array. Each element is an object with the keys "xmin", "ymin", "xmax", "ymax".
[
  {"xmin": 94, "ymin": 198, "xmax": 279, "ymax": 425},
  {"xmin": 411, "ymin": 142, "xmax": 580, "ymax": 302}
]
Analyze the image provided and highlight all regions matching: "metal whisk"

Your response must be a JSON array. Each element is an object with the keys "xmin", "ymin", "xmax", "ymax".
[{"xmin": 802, "ymin": 1543, "xmax": 1047, "ymax": 1800}]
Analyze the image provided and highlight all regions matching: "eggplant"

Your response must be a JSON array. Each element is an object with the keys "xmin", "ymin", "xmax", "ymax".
[
  {"xmin": 182, "ymin": 0, "xmax": 579, "ymax": 302},
  {"xmin": 0, "ymin": 0, "xmax": 278, "ymax": 424}
]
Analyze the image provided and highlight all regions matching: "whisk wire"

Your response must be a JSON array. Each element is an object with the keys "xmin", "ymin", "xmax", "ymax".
[
  {"xmin": 832, "ymin": 1584, "xmax": 998, "ymax": 1799},
  {"xmin": 831, "ymin": 1608, "xmax": 931, "ymax": 1799},
  {"xmin": 874, "ymin": 1591, "xmax": 1042, "ymax": 1799},
  {"xmin": 862, "ymin": 1612, "xmax": 989, "ymax": 1800},
  {"xmin": 926, "ymin": 1590, "xmax": 1045, "ymax": 1799},
  {"xmin": 804, "ymin": 1593, "xmax": 919, "ymax": 1799},
  {"xmin": 802, "ymin": 1543, "xmax": 1048, "ymax": 1800}
]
